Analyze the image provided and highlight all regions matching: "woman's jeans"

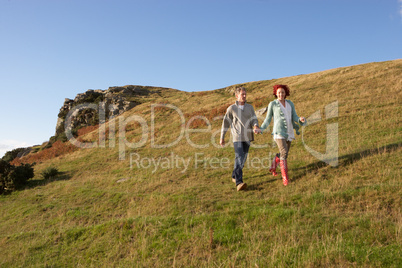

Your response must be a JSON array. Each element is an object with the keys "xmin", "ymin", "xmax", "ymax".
[
  {"xmin": 275, "ymin": 139, "xmax": 292, "ymax": 160},
  {"xmin": 232, "ymin": 141, "xmax": 250, "ymax": 185}
]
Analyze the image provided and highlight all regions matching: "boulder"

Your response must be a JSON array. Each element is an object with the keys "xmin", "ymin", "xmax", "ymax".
[{"xmin": 256, "ymin": 107, "xmax": 267, "ymax": 116}]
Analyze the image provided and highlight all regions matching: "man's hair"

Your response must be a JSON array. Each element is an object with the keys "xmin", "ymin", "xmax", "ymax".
[{"xmin": 235, "ymin": 86, "xmax": 246, "ymax": 95}]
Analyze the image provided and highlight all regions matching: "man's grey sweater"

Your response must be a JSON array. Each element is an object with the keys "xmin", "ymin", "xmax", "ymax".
[{"xmin": 220, "ymin": 101, "xmax": 259, "ymax": 142}]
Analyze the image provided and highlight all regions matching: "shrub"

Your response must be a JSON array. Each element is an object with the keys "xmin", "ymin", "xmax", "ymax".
[
  {"xmin": 0, "ymin": 160, "xmax": 34, "ymax": 194},
  {"xmin": 41, "ymin": 167, "xmax": 59, "ymax": 180},
  {"xmin": 7, "ymin": 164, "xmax": 34, "ymax": 189},
  {"xmin": 48, "ymin": 132, "xmax": 68, "ymax": 146}
]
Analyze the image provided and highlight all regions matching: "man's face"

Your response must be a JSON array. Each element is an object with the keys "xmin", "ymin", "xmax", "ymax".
[{"xmin": 236, "ymin": 90, "xmax": 247, "ymax": 103}]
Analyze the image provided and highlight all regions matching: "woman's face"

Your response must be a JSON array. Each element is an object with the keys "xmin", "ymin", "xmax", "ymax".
[{"xmin": 277, "ymin": 88, "xmax": 286, "ymax": 101}]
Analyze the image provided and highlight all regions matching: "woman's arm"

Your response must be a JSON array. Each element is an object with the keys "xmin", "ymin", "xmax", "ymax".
[{"xmin": 260, "ymin": 101, "xmax": 274, "ymax": 132}]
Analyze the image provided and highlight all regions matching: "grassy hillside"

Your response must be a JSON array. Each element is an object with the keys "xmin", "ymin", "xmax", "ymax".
[{"xmin": 1, "ymin": 59, "xmax": 401, "ymax": 267}]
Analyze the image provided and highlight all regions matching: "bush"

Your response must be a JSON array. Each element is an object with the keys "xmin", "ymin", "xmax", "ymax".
[
  {"xmin": 0, "ymin": 160, "xmax": 34, "ymax": 194},
  {"xmin": 41, "ymin": 167, "xmax": 59, "ymax": 180},
  {"xmin": 47, "ymin": 132, "xmax": 68, "ymax": 149},
  {"xmin": 1, "ymin": 148, "xmax": 26, "ymax": 163}
]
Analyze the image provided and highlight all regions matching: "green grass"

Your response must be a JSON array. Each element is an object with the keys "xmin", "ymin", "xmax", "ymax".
[{"xmin": 0, "ymin": 59, "xmax": 401, "ymax": 267}]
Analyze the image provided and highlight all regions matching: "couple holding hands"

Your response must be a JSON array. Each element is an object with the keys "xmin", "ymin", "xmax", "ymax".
[{"xmin": 220, "ymin": 85, "xmax": 306, "ymax": 191}]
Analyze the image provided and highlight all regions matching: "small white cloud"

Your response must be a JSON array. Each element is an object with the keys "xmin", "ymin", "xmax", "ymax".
[
  {"xmin": 0, "ymin": 140, "xmax": 31, "ymax": 158},
  {"xmin": 0, "ymin": 144, "xmax": 9, "ymax": 150}
]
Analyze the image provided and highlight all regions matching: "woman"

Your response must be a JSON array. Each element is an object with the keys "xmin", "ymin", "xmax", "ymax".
[{"xmin": 260, "ymin": 85, "xmax": 306, "ymax": 186}]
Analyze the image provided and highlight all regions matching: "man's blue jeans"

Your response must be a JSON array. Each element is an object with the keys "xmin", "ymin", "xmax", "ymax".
[{"xmin": 232, "ymin": 141, "xmax": 250, "ymax": 186}]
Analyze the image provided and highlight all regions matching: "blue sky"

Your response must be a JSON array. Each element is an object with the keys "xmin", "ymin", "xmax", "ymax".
[{"xmin": 1, "ymin": 0, "xmax": 401, "ymax": 157}]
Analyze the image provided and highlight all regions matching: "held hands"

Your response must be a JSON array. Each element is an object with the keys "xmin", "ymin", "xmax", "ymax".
[
  {"xmin": 253, "ymin": 125, "xmax": 262, "ymax": 134},
  {"xmin": 300, "ymin": 117, "xmax": 306, "ymax": 123},
  {"xmin": 221, "ymin": 126, "xmax": 261, "ymax": 148}
]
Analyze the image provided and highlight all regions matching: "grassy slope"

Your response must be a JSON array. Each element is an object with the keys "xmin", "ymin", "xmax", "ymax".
[{"xmin": 1, "ymin": 59, "xmax": 401, "ymax": 267}]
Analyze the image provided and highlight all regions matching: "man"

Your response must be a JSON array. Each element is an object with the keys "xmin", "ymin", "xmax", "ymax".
[{"xmin": 220, "ymin": 86, "xmax": 261, "ymax": 191}]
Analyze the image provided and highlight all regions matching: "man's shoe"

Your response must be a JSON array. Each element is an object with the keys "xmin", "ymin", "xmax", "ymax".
[
  {"xmin": 237, "ymin": 183, "xmax": 247, "ymax": 191},
  {"xmin": 232, "ymin": 178, "xmax": 236, "ymax": 183}
]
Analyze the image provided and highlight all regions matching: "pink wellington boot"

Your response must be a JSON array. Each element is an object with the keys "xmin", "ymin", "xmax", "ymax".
[
  {"xmin": 269, "ymin": 154, "xmax": 280, "ymax": 176},
  {"xmin": 280, "ymin": 159, "xmax": 289, "ymax": 186}
]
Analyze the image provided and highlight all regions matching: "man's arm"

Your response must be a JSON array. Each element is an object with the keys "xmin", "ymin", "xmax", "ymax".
[
  {"xmin": 250, "ymin": 106, "xmax": 261, "ymax": 134},
  {"xmin": 220, "ymin": 107, "xmax": 232, "ymax": 146},
  {"xmin": 253, "ymin": 125, "xmax": 261, "ymax": 134}
]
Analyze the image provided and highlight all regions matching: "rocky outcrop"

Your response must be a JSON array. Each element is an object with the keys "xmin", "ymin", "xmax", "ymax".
[
  {"xmin": 256, "ymin": 107, "xmax": 267, "ymax": 116},
  {"xmin": 55, "ymin": 85, "xmax": 152, "ymax": 135},
  {"xmin": 16, "ymin": 147, "xmax": 32, "ymax": 158}
]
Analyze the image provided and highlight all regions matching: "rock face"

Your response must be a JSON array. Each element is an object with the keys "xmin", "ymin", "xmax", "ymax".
[
  {"xmin": 16, "ymin": 147, "xmax": 32, "ymax": 158},
  {"xmin": 256, "ymin": 107, "xmax": 267, "ymax": 116},
  {"xmin": 55, "ymin": 85, "xmax": 151, "ymax": 135}
]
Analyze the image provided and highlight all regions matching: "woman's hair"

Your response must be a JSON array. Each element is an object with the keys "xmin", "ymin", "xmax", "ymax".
[{"xmin": 273, "ymin": 84, "xmax": 290, "ymax": 98}]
